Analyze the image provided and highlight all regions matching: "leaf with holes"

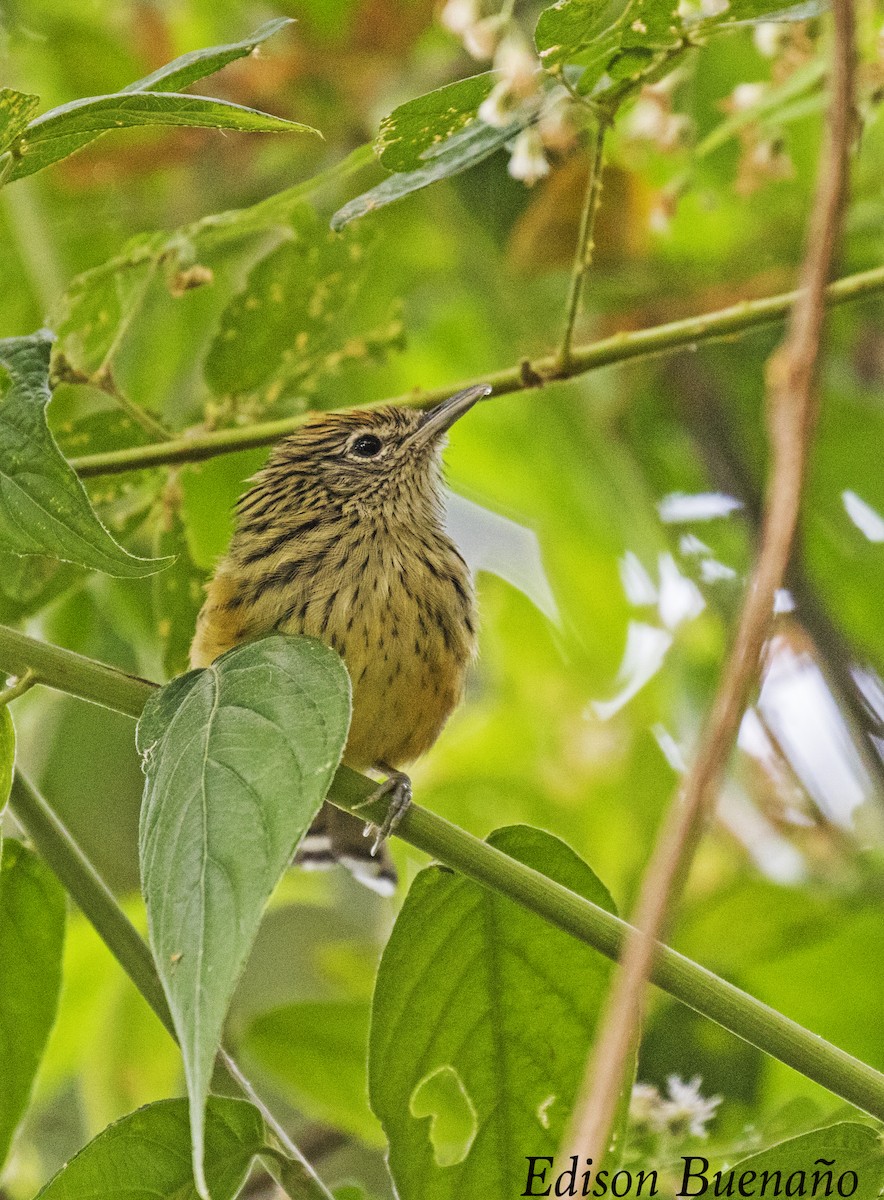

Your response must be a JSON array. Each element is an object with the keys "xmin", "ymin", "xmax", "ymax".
[
  {"xmin": 370, "ymin": 825, "xmax": 622, "ymax": 1200},
  {"xmin": 0, "ymin": 839, "xmax": 66, "ymax": 1172},
  {"xmin": 534, "ymin": 0, "xmax": 824, "ymax": 94},
  {"xmin": 0, "ymin": 332, "xmax": 170, "ymax": 576},
  {"xmin": 376, "ymin": 74, "xmax": 497, "ymax": 173},
  {"xmin": 205, "ymin": 206, "xmax": 375, "ymax": 401},
  {"xmin": 331, "ymin": 108, "xmax": 533, "ymax": 231},
  {"xmin": 0, "ymin": 89, "xmax": 40, "ymax": 155},
  {"xmin": 137, "ymin": 634, "xmax": 350, "ymax": 1197}
]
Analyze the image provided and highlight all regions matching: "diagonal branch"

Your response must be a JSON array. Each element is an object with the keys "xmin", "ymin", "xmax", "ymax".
[
  {"xmin": 68, "ymin": 263, "xmax": 884, "ymax": 478},
  {"xmin": 563, "ymin": 0, "xmax": 857, "ymax": 1167},
  {"xmin": 1, "ymin": 623, "xmax": 883, "ymax": 1120}
]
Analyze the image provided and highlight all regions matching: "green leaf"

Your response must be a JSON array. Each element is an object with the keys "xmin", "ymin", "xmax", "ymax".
[
  {"xmin": 0, "ymin": 839, "xmax": 66, "ymax": 1172},
  {"xmin": 120, "ymin": 18, "xmax": 295, "ymax": 95},
  {"xmin": 204, "ymin": 206, "xmax": 374, "ymax": 400},
  {"xmin": 137, "ymin": 635, "xmax": 351, "ymax": 1197},
  {"xmin": 535, "ymin": 0, "xmax": 683, "ymax": 83},
  {"xmin": 376, "ymin": 74, "xmax": 496, "ymax": 173},
  {"xmin": 244, "ymin": 1001, "xmax": 385, "ymax": 1146},
  {"xmin": 331, "ymin": 115, "xmax": 524, "ymax": 230},
  {"xmin": 534, "ymin": 0, "xmax": 824, "ymax": 92},
  {"xmin": 0, "ymin": 706, "xmax": 13, "ymax": 816},
  {"xmin": 0, "ymin": 89, "xmax": 40, "ymax": 153},
  {"xmin": 0, "ymin": 332, "xmax": 170, "ymax": 577},
  {"xmin": 707, "ymin": 1123, "xmax": 884, "ymax": 1200},
  {"xmin": 370, "ymin": 825, "xmax": 620, "ymax": 1200},
  {"xmin": 52, "ymin": 246, "xmax": 165, "ymax": 377},
  {"xmin": 9, "ymin": 92, "xmax": 319, "ymax": 183},
  {"xmin": 35, "ymin": 1096, "xmax": 268, "ymax": 1199},
  {"xmin": 152, "ymin": 498, "xmax": 208, "ymax": 679}
]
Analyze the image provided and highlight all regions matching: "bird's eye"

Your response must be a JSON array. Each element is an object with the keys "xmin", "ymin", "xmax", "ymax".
[{"xmin": 351, "ymin": 434, "xmax": 383, "ymax": 458}]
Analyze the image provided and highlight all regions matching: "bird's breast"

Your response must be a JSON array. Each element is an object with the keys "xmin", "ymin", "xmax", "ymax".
[{"xmin": 286, "ymin": 533, "xmax": 476, "ymax": 769}]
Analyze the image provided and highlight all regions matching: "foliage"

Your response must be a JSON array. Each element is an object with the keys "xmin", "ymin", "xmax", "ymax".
[{"xmin": 0, "ymin": 1, "xmax": 883, "ymax": 1199}]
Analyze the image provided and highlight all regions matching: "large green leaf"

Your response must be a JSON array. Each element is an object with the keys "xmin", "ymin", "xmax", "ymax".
[
  {"xmin": 0, "ymin": 839, "xmax": 66, "ymax": 1172},
  {"xmin": 375, "ymin": 74, "xmax": 496, "ymax": 173},
  {"xmin": 699, "ymin": 1123, "xmax": 884, "ymax": 1200},
  {"xmin": 0, "ymin": 332, "xmax": 169, "ymax": 577},
  {"xmin": 204, "ymin": 206, "xmax": 374, "ymax": 401},
  {"xmin": 137, "ymin": 635, "xmax": 351, "ymax": 1197},
  {"xmin": 8, "ymin": 91, "xmax": 318, "ymax": 184},
  {"xmin": 244, "ymin": 1000, "xmax": 384, "ymax": 1146},
  {"xmin": 370, "ymin": 825, "xmax": 620, "ymax": 1200},
  {"xmin": 35, "ymin": 1097, "xmax": 267, "ymax": 1199}
]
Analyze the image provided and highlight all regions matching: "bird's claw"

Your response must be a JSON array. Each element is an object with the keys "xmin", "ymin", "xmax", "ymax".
[{"xmin": 357, "ymin": 768, "xmax": 412, "ymax": 857}]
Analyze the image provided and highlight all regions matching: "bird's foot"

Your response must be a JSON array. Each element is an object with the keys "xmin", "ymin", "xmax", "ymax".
[{"xmin": 354, "ymin": 765, "xmax": 412, "ymax": 857}]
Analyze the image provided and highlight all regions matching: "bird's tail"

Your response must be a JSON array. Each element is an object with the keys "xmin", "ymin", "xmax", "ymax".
[{"xmin": 295, "ymin": 801, "xmax": 398, "ymax": 895}]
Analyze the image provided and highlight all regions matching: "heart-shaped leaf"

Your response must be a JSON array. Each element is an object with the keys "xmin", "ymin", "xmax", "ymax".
[
  {"xmin": 0, "ymin": 838, "xmax": 66, "ymax": 1172},
  {"xmin": 35, "ymin": 1097, "xmax": 267, "ymax": 1199},
  {"xmin": 370, "ymin": 825, "xmax": 622, "ymax": 1200},
  {"xmin": 0, "ymin": 331, "xmax": 170, "ymax": 577},
  {"xmin": 137, "ymin": 635, "xmax": 351, "ymax": 1196}
]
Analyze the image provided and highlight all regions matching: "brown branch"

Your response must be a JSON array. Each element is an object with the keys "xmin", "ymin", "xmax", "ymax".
[{"xmin": 563, "ymin": 0, "xmax": 857, "ymax": 1167}]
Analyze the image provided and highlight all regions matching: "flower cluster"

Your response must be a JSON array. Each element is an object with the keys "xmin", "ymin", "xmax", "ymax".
[
  {"xmin": 439, "ymin": 0, "xmax": 573, "ymax": 184},
  {"xmin": 629, "ymin": 1076, "xmax": 722, "ymax": 1139}
]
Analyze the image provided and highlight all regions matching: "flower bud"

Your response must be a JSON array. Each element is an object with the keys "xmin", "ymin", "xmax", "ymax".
[{"xmin": 507, "ymin": 127, "xmax": 550, "ymax": 185}]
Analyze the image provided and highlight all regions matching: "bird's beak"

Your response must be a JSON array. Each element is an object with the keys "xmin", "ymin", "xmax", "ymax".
[{"xmin": 415, "ymin": 384, "xmax": 492, "ymax": 444}]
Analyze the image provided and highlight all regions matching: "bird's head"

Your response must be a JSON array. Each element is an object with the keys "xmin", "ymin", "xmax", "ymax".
[{"xmin": 249, "ymin": 385, "xmax": 490, "ymax": 517}]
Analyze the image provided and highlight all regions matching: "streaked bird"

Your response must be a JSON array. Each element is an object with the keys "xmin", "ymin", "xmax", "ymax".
[{"xmin": 190, "ymin": 385, "xmax": 490, "ymax": 892}]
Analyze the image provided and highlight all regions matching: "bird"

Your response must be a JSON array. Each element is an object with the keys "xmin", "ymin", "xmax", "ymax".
[{"xmin": 189, "ymin": 384, "xmax": 490, "ymax": 893}]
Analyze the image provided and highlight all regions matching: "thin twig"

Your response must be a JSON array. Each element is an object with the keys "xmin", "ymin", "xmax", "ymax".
[
  {"xmin": 66, "ymin": 262, "xmax": 884, "ymax": 478},
  {"xmin": 0, "ymin": 667, "xmax": 37, "ymax": 706},
  {"xmin": 94, "ymin": 364, "xmax": 173, "ymax": 442},
  {"xmin": 556, "ymin": 113, "xmax": 612, "ymax": 372},
  {"xmin": 563, "ymin": 0, "xmax": 856, "ymax": 1167}
]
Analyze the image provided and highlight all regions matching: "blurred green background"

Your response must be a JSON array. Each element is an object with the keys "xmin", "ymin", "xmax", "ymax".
[{"xmin": 1, "ymin": 0, "xmax": 883, "ymax": 1194}]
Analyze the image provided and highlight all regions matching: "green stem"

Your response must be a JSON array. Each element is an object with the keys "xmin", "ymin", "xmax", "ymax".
[
  {"xmin": 3, "ymin": 623, "xmax": 884, "ymax": 1120},
  {"xmin": 7, "ymin": 769, "xmax": 335, "ymax": 1200},
  {"xmin": 556, "ymin": 113, "xmax": 611, "ymax": 372},
  {"xmin": 69, "ymin": 263, "xmax": 884, "ymax": 478},
  {"xmin": 0, "ymin": 667, "xmax": 37, "ymax": 705}
]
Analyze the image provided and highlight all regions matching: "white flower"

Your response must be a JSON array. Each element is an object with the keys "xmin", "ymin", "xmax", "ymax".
[
  {"xmin": 439, "ymin": 0, "xmax": 479, "ymax": 36},
  {"xmin": 754, "ymin": 22, "xmax": 788, "ymax": 56},
  {"xmin": 479, "ymin": 80, "xmax": 520, "ymax": 128},
  {"xmin": 700, "ymin": 0, "xmax": 730, "ymax": 17},
  {"xmin": 730, "ymin": 82, "xmax": 766, "ymax": 112},
  {"xmin": 494, "ymin": 34, "xmax": 539, "ymax": 99},
  {"xmin": 629, "ymin": 1083, "xmax": 663, "ymax": 1131},
  {"xmin": 658, "ymin": 1075, "xmax": 721, "ymax": 1138},
  {"xmin": 538, "ymin": 95, "xmax": 577, "ymax": 152},
  {"xmin": 628, "ymin": 97, "xmax": 669, "ymax": 141},
  {"xmin": 463, "ymin": 14, "xmax": 504, "ymax": 59},
  {"xmin": 507, "ymin": 127, "xmax": 549, "ymax": 185}
]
